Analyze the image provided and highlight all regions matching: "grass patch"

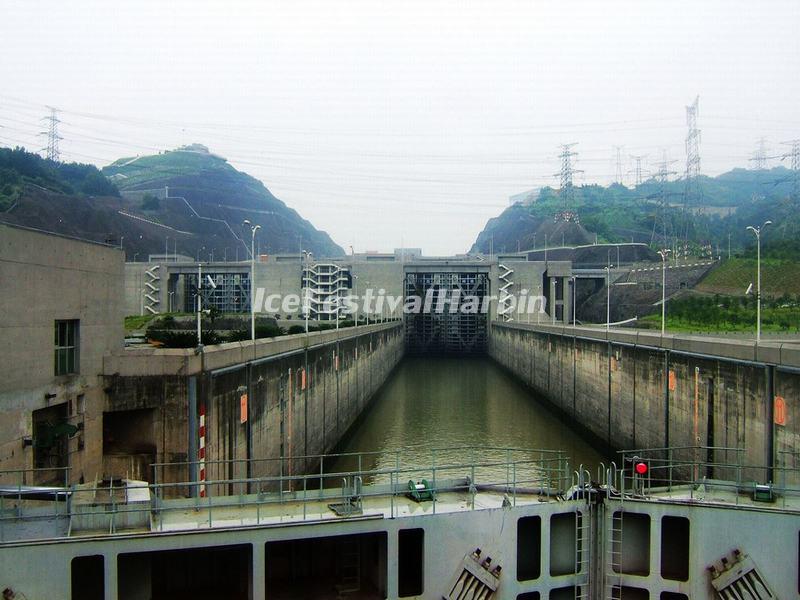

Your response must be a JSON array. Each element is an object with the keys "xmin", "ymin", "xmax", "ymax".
[
  {"xmin": 124, "ymin": 314, "xmax": 157, "ymax": 331},
  {"xmin": 698, "ymin": 258, "xmax": 800, "ymax": 297},
  {"xmin": 640, "ymin": 295, "xmax": 800, "ymax": 333}
]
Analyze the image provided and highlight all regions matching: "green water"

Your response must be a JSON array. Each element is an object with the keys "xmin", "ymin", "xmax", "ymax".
[{"xmin": 327, "ymin": 357, "xmax": 607, "ymax": 487}]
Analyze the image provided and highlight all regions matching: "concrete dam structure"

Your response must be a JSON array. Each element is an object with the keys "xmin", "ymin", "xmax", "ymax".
[{"xmin": 3, "ymin": 227, "xmax": 800, "ymax": 599}]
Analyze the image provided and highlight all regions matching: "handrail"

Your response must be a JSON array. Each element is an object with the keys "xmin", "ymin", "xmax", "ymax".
[{"xmin": 0, "ymin": 447, "xmax": 570, "ymax": 542}]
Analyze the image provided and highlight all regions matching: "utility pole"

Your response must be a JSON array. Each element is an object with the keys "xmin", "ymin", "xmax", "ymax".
[
  {"xmin": 782, "ymin": 139, "xmax": 800, "ymax": 202},
  {"xmin": 39, "ymin": 106, "xmax": 62, "ymax": 162},
  {"xmin": 554, "ymin": 143, "xmax": 582, "ymax": 220},
  {"xmin": 749, "ymin": 137, "xmax": 769, "ymax": 170}
]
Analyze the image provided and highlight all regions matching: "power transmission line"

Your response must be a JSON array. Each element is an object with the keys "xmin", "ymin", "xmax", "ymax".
[
  {"xmin": 613, "ymin": 145, "xmax": 624, "ymax": 184},
  {"xmin": 39, "ymin": 106, "xmax": 62, "ymax": 162},
  {"xmin": 682, "ymin": 95, "xmax": 702, "ymax": 239},
  {"xmin": 782, "ymin": 139, "xmax": 800, "ymax": 202},
  {"xmin": 554, "ymin": 143, "xmax": 582, "ymax": 221},
  {"xmin": 628, "ymin": 154, "xmax": 648, "ymax": 187},
  {"xmin": 749, "ymin": 137, "xmax": 769, "ymax": 170},
  {"xmin": 650, "ymin": 152, "xmax": 678, "ymax": 246}
]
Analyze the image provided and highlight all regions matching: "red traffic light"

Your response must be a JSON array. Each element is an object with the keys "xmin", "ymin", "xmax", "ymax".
[{"xmin": 634, "ymin": 462, "xmax": 648, "ymax": 475}]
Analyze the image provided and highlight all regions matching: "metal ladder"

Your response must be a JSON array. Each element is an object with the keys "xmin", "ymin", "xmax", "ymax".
[
  {"xmin": 600, "ymin": 462, "xmax": 622, "ymax": 600},
  {"xmin": 574, "ymin": 503, "xmax": 591, "ymax": 600},
  {"xmin": 605, "ymin": 506, "xmax": 623, "ymax": 600}
]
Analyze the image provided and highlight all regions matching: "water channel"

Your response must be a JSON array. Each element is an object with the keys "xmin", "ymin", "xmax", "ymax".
[{"xmin": 326, "ymin": 357, "xmax": 607, "ymax": 490}]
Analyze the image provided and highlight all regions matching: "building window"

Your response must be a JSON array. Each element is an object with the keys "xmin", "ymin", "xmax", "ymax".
[{"xmin": 55, "ymin": 320, "xmax": 79, "ymax": 375}]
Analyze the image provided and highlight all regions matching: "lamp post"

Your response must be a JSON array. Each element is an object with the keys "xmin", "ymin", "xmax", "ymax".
[
  {"xmin": 570, "ymin": 275, "xmax": 577, "ymax": 329},
  {"xmin": 196, "ymin": 262, "xmax": 202, "ymax": 345},
  {"xmin": 604, "ymin": 265, "xmax": 611, "ymax": 331},
  {"xmin": 746, "ymin": 220, "xmax": 771, "ymax": 343},
  {"xmin": 244, "ymin": 220, "xmax": 261, "ymax": 341},
  {"xmin": 363, "ymin": 279, "xmax": 371, "ymax": 325},
  {"xmin": 657, "ymin": 249, "xmax": 671, "ymax": 336},
  {"xmin": 352, "ymin": 274, "xmax": 359, "ymax": 326},
  {"xmin": 302, "ymin": 250, "xmax": 313, "ymax": 333}
]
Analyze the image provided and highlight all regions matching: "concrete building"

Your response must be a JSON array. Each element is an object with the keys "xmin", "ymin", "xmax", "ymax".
[
  {"xmin": 0, "ymin": 223, "xmax": 124, "ymax": 485},
  {"xmin": 123, "ymin": 253, "xmax": 574, "ymax": 330}
]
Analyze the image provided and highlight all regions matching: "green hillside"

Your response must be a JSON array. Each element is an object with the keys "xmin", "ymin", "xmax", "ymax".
[
  {"xmin": 0, "ymin": 146, "xmax": 118, "ymax": 210},
  {"xmin": 697, "ymin": 258, "xmax": 800, "ymax": 297},
  {"xmin": 103, "ymin": 144, "xmax": 344, "ymax": 257},
  {"xmin": 1, "ymin": 145, "xmax": 343, "ymax": 258},
  {"xmin": 470, "ymin": 167, "xmax": 799, "ymax": 257}
]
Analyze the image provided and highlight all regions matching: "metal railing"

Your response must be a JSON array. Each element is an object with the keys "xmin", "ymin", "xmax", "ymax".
[
  {"xmin": 613, "ymin": 446, "xmax": 800, "ymax": 508},
  {"xmin": 5, "ymin": 445, "xmax": 797, "ymax": 543},
  {"xmin": 0, "ymin": 446, "xmax": 570, "ymax": 542}
]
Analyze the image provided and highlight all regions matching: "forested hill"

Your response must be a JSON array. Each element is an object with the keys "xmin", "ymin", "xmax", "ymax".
[
  {"xmin": 0, "ymin": 146, "xmax": 118, "ymax": 210},
  {"xmin": 470, "ymin": 166, "xmax": 798, "ymax": 257},
  {"xmin": 102, "ymin": 145, "xmax": 343, "ymax": 257},
  {"xmin": 0, "ymin": 145, "xmax": 344, "ymax": 258}
]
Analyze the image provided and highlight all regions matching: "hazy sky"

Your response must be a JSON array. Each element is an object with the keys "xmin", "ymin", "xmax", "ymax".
[{"xmin": 2, "ymin": 0, "xmax": 799, "ymax": 254}]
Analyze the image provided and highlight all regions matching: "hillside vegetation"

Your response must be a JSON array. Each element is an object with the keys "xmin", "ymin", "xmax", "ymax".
[
  {"xmin": 696, "ymin": 258, "xmax": 800, "ymax": 297},
  {"xmin": 103, "ymin": 145, "xmax": 344, "ymax": 256},
  {"xmin": 1, "ymin": 146, "xmax": 343, "ymax": 258},
  {"xmin": 471, "ymin": 167, "xmax": 799, "ymax": 258},
  {"xmin": 640, "ymin": 294, "xmax": 800, "ymax": 333},
  {"xmin": 0, "ymin": 146, "xmax": 118, "ymax": 210}
]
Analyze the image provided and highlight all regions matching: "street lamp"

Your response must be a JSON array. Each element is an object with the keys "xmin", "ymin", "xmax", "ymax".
[
  {"xmin": 746, "ymin": 220, "xmax": 771, "ymax": 343},
  {"xmin": 605, "ymin": 249, "xmax": 615, "ymax": 331},
  {"xmin": 604, "ymin": 265, "xmax": 612, "ymax": 331},
  {"xmin": 570, "ymin": 275, "xmax": 577, "ymax": 329},
  {"xmin": 302, "ymin": 250, "xmax": 313, "ymax": 333},
  {"xmin": 352, "ymin": 274, "xmax": 359, "ymax": 326},
  {"xmin": 363, "ymin": 279, "xmax": 371, "ymax": 325},
  {"xmin": 244, "ymin": 220, "xmax": 261, "ymax": 341},
  {"xmin": 657, "ymin": 248, "xmax": 671, "ymax": 336}
]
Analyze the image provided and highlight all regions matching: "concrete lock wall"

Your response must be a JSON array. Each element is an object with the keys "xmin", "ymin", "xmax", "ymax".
[
  {"xmin": 102, "ymin": 322, "xmax": 404, "ymax": 489},
  {"xmin": 489, "ymin": 322, "xmax": 800, "ymax": 485}
]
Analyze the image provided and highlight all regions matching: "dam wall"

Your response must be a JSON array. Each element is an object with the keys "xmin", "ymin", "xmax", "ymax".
[{"xmin": 489, "ymin": 322, "xmax": 800, "ymax": 483}]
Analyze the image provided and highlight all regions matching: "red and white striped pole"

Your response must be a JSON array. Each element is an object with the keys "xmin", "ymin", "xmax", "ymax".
[{"xmin": 198, "ymin": 403, "xmax": 206, "ymax": 497}]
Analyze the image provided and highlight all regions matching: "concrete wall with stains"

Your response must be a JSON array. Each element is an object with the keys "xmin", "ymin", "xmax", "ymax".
[
  {"xmin": 102, "ymin": 322, "xmax": 404, "ymax": 489},
  {"xmin": 489, "ymin": 322, "xmax": 800, "ymax": 485}
]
